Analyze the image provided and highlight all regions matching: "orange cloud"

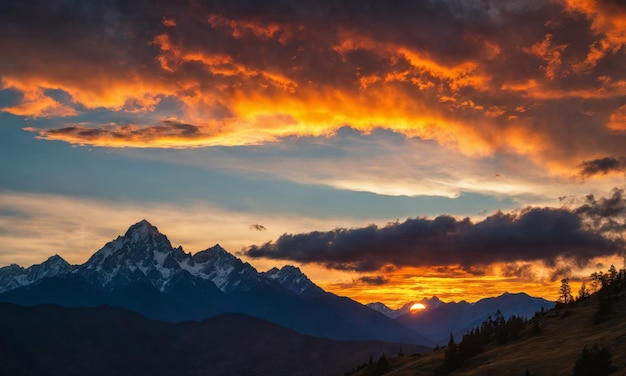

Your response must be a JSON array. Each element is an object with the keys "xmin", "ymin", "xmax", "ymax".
[
  {"xmin": 320, "ymin": 265, "xmax": 563, "ymax": 307},
  {"xmin": 501, "ymin": 76, "xmax": 626, "ymax": 100},
  {"xmin": 162, "ymin": 17, "xmax": 176, "ymax": 27},
  {"xmin": 207, "ymin": 14, "xmax": 298, "ymax": 44},
  {"xmin": 608, "ymin": 104, "xmax": 626, "ymax": 132},
  {"xmin": 2, "ymin": 74, "xmax": 174, "ymax": 116},
  {"xmin": 333, "ymin": 32, "xmax": 491, "ymax": 92},
  {"xmin": 1, "ymin": 78, "xmax": 77, "ymax": 118},
  {"xmin": 524, "ymin": 34, "xmax": 568, "ymax": 80},
  {"xmin": 562, "ymin": 0, "xmax": 626, "ymax": 72},
  {"xmin": 3, "ymin": 0, "xmax": 626, "ymax": 180}
]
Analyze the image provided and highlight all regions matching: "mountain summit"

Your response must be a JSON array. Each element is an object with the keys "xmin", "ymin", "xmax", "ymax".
[
  {"xmin": 0, "ymin": 220, "xmax": 295, "ymax": 296},
  {"xmin": 262, "ymin": 265, "xmax": 323, "ymax": 296},
  {"xmin": 0, "ymin": 220, "xmax": 431, "ymax": 345},
  {"xmin": 0, "ymin": 255, "xmax": 72, "ymax": 294},
  {"xmin": 123, "ymin": 219, "xmax": 173, "ymax": 248}
]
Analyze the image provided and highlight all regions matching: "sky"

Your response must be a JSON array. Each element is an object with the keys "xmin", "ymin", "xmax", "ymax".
[{"xmin": 1, "ymin": 0, "xmax": 625, "ymax": 308}]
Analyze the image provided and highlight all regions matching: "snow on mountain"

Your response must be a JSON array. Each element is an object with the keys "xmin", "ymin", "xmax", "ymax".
[
  {"xmin": 262, "ymin": 265, "xmax": 324, "ymax": 295},
  {"xmin": 0, "ymin": 264, "xmax": 28, "ymax": 293},
  {"xmin": 28, "ymin": 255, "xmax": 73, "ymax": 281},
  {"xmin": 76, "ymin": 219, "xmax": 268, "ymax": 293},
  {"xmin": 0, "ymin": 220, "xmax": 312, "ymax": 296},
  {"xmin": 0, "ymin": 255, "xmax": 72, "ymax": 293},
  {"xmin": 181, "ymin": 244, "xmax": 261, "ymax": 293},
  {"xmin": 78, "ymin": 220, "xmax": 190, "ymax": 292},
  {"xmin": 0, "ymin": 220, "xmax": 438, "ymax": 346}
]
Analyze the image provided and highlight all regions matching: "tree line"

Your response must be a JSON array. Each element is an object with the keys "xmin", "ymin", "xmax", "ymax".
[
  {"xmin": 436, "ymin": 261, "xmax": 625, "ymax": 376},
  {"xmin": 434, "ymin": 309, "xmax": 527, "ymax": 375}
]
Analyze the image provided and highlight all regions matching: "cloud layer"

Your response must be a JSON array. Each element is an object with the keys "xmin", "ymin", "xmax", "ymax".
[
  {"xmin": 244, "ymin": 189, "xmax": 626, "ymax": 271},
  {"xmin": 1, "ymin": 0, "xmax": 625, "ymax": 175}
]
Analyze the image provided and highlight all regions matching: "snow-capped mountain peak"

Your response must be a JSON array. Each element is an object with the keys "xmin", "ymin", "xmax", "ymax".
[
  {"xmin": 262, "ymin": 265, "xmax": 323, "ymax": 295},
  {"xmin": 0, "ymin": 255, "xmax": 72, "ymax": 293},
  {"xmin": 191, "ymin": 244, "xmax": 228, "ymax": 263},
  {"xmin": 28, "ymin": 254, "xmax": 72, "ymax": 281},
  {"xmin": 183, "ymin": 244, "xmax": 260, "ymax": 293},
  {"xmin": 124, "ymin": 219, "xmax": 173, "ymax": 249},
  {"xmin": 79, "ymin": 220, "xmax": 185, "ymax": 291},
  {"xmin": 77, "ymin": 221, "xmax": 264, "ymax": 294},
  {"xmin": 0, "ymin": 220, "xmax": 325, "ymax": 298},
  {"xmin": 0, "ymin": 264, "xmax": 28, "ymax": 293}
]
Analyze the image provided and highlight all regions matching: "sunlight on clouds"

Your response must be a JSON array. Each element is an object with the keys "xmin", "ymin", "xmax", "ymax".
[
  {"xmin": 321, "ymin": 256, "xmax": 624, "ymax": 309},
  {"xmin": 321, "ymin": 265, "xmax": 560, "ymax": 309},
  {"xmin": 111, "ymin": 129, "xmax": 623, "ymax": 203},
  {"xmin": 7, "ymin": 190, "xmax": 615, "ymax": 305},
  {"xmin": 3, "ymin": 0, "xmax": 626, "ymax": 310},
  {"xmin": 0, "ymin": 78, "xmax": 78, "ymax": 118},
  {"xmin": 3, "ymin": 0, "xmax": 626, "ymax": 181},
  {"xmin": 608, "ymin": 104, "xmax": 626, "ymax": 132},
  {"xmin": 562, "ymin": 0, "xmax": 626, "ymax": 72}
]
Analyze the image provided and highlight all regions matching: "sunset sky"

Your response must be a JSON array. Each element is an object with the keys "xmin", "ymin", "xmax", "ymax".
[{"xmin": 1, "ymin": 0, "xmax": 625, "ymax": 308}]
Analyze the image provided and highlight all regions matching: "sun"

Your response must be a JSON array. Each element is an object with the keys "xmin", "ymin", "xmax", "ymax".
[{"xmin": 409, "ymin": 303, "xmax": 426, "ymax": 312}]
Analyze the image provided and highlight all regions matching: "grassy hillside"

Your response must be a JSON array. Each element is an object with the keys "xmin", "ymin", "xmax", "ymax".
[
  {"xmin": 352, "ymin": 286, "xmax": 626, "ymax": 376},
  {"xmin": 0, "ymin": 303, "xmax": 430, "ymax": 376}
]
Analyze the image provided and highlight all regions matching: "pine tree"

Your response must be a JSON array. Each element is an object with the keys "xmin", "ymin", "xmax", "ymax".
[
  {"xmin": 578, "ymin": 282, "xmax": 590, "ymax": 300},
  {"xmin": 558, "ymin": 278, "xmax": 573, "ymax": 304},
  {"xmin": 572, "ymin": 344, "xmax": 617, "ymax": 375},
  {"xmin": 590, "ymin": 272, "xmax": 600, "ymax": 293},
  {"xmin": 608, "ymin": 265, "xmax": 617, "ymax": 284},
  {"xmin": 376, "ymin": 354, "xmax": 389, "ymax": 374},
  {"xmin": 532, "ymin": 319, "xmax": 541, "ymax": 335},
  {"xmin": 443, "ymin": 333, "xmax": 458, "ymax": 368}
]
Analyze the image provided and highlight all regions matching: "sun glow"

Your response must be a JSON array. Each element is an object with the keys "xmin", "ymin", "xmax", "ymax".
[{"xmin": 409, "ymin": 303, "xmax": 426, "ymax": 312}]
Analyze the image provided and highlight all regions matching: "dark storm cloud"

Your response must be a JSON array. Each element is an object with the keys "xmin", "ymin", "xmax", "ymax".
[
  {"xmin": 356, "ymin": 276, "xmax": 388, "ymax": 286},
  {"xmin": 579, "ymin": 157, "xmax": 626, "ymax": 178},
  {"xmin": 574, "ymin": 188, "xmax": 626, "ymax": 235},
  {"xmin": 502, "ymin": 263, "xmax": 535, "ymax": 280},
  {"xmin": 549, "ymin": 266, "xmax": 573, "ymax": 282},
  {"xmin": 244, "ymin": 190, "xmax": 626, "ymax": 271}
]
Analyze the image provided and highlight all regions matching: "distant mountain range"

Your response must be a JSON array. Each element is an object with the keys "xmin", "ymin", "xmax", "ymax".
[
  {"xmin": 0, "ymin": 302, "xmax": 431, "ymax": 376},
  {"xmin": 391, "ymin": 293, "xmax": 554, "ymax": 345},
  {"xmin": 0, "ymin": 220, "xmax": 555, "ymax": 348},
  {"xmin": 350, "ymin": 274, "xmax": 626, "ymax": 375},
  {"xmin": 0, "ymin": 220, "xmax": 430, "ymax": 345},
  {"xmin": 367, "ymin": 297, "xmax": 445, "ymax": 319}
]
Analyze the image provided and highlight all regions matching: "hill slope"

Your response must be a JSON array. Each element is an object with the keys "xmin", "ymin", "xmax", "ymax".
[
  {"xmin": 0, "ymin": 302, "xmax": 430, "ymax": 376},
  {"xmin": 354, "ymin": 288, "xmax": 626, "ymax": 375}
]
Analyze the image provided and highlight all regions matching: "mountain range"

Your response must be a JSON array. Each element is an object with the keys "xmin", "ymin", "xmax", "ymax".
[
  {"xmin": 0, "ymin": 302, "xmax": 430, "ymax": 376},
  {"xmin": 370, "ymin": 293, "xmax": 554, "ymax": 345},
  {"xmin": 0, "ymin": 220, "xmax": 556, "ymax": 348},
  {"xmin": 0, "ymin": 220, "xmax": 430, "ymax": 345},
  {"xmin": 367, "ymin": 297, "xmax": 445, "ymax": 319}
]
